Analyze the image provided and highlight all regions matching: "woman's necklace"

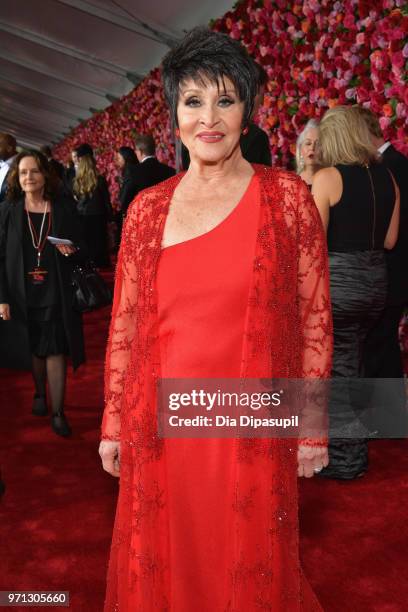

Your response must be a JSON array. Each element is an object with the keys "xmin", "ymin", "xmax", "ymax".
[{"xmin": 25, "ymin": 200, "xmax": 52, "ymax": 281}]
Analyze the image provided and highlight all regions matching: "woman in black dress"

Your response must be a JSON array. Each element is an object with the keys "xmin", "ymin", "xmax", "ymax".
[
  {"xmin": 73, "ymin": 152, "xmax": 112, "ymax": 267},
  {"xmin": 117, "ymin": 146, "xmax": 139, "ymax": 215},
  {"xmin": 114, "ymin": 146, "xmax": 139, "ymax": 244},
  {"xmin": 312, "ymin": 105, "xmax": 400, "ymax": 478},
  {"xmin": 0, "ymin": 150, "xmax": 86, "ymax": 437}
]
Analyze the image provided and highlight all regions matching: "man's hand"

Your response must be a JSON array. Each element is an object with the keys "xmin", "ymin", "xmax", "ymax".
[
  {"xmin": 99, "ymin": 441, "xmax": 121, "ymax": 477},
  {"xmin": 297, "ymin": 444, "xmax": 329, "ymax": 478}
]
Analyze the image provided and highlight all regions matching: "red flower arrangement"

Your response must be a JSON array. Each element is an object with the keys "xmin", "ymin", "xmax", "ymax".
[
  {"xmin": 212, "ymin": 0, "xmax": 407, "ymax": 166},
  {"xmin": 54, "ymin": 0, "xmax": 408, "ymax": 192}
]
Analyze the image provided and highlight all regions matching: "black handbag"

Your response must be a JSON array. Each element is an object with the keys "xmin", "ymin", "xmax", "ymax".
[{"xmin": 72, "ymin": 261, "xmax": 112, "ymax": 312}]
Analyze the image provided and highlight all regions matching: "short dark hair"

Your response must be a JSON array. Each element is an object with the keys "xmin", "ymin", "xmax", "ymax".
[
  {"xmin": 0, "ymin": 133, "xmax": 17, "ymax": 150},
  {"xmin": 134, "ymin": 134, "xmax": 155, "ymax": 157},
  {"xmin": 161, "ymin": 27, "xmax": 259, "ymax": 128},
  {"xmin": 118, "ymin": 146, "xmax": 139, "ymax": 165},
  {"xmin": 75, "ymin": 143, "xmax": 94, "ymax": 158},
  {"xmin": 40, "ymin": 145, "xmax": 52, "ymax": 158},
  {"xmin": 7, "ymin": 150, "xmax": 58, "ymax": 201}
]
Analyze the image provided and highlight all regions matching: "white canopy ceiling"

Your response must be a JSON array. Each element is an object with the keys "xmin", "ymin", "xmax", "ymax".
[{"xmin": 0, "ymin": 0, "xmax": 235, "ymax": 148}]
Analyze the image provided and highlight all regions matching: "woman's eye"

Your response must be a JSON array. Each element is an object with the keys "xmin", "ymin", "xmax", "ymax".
[
  {"xmin": 185, "ymin": 97, "xmax": 201, "ymax": 107},
  {"xmin": 218, "ymin": 97, "xmax": 234, "ymax": 107}
]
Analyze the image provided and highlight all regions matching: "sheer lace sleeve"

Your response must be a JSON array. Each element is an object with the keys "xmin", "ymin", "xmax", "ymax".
[
  {"xmin": 295, "ymin": 178, "xmax": 332, "ymax": 378},
  {"xmin": 293, "ymin": 176, "xmax": 333, "ymax": 446},
  {"xmin": 101, "ymin": 200, "xmax": 140, "ymax": 441}
]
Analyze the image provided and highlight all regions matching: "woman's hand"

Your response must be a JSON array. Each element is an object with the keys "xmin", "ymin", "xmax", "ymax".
[
  {"xmin": 99, "ymin": 440, "xmax": 121, "ymax": 477},
  {"xmin": 55, "ymin": 244, "xmax": 77, "ymax": 257},
  {"xmin": 0, "ymin": 303, "xmax": 11, "ymax": 321},
  {"xmin": 297, "ymin": 444, "xmax": 329, "ymax": 478}
]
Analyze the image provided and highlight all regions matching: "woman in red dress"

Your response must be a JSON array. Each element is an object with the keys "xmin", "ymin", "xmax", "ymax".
[{"xmin": 99, "ymin": 27, "xmax": 332, "ymax": 611}]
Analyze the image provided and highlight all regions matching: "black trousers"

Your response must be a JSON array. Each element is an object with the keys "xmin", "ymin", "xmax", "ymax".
[
  {"xmin": 363, "ymin": 303, "xmax": 408, "ymax": 437},
  {"xmin": 322, "ymin": 251, "xmax": 387, "ymax": 479}
]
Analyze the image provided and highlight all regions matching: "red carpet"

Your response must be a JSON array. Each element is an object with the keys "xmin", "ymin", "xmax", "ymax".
[{"xmin": 0, "ymin": 286, "xmax": 407, "ymax": 611}]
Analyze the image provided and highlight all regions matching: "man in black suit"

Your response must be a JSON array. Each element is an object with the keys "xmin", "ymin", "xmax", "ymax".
[
  {"xmin": 358, "ymin": 107, "xmax": 408, "ymax": 436},
  {"xmin": 0, "ymin": 133, "xmax": 17, "ymax": 204},
  {"xmin": 40, "ymin": 145, "xmax": 65, "ymax": 180},
  {"xmin": 122, "ymin": 134, "xmax": 175, "ymax": 217}
]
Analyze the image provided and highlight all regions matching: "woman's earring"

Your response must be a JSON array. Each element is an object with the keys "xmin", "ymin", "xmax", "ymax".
[
  {"xmin": 242, "ymin": 126, "xmax": 249, "ymax": 135},
  {"xmin": 174, "ymin": 127, "xmax": 180, "ymax": 138}
]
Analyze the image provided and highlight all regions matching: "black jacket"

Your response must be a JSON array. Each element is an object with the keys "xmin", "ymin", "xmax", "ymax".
[
  {"xmin": 241, "ymin": 124, "xmax": 272, "ymax": 166},
  {"xmin": 0, "ymin": 196, "xmax": 86, "ymax": 370},
  {"xmin": 49, "ymin": 158, "xmax": 65, "ymax": 180},
  {"xmin": 0, "ymin": 168, "xmax": 11, "ymax": 204},
  {"xmin": 76, "ymin": 175, "xmax": 112, "ymax": 219},
  {"xmin": 382, "ymin": 144, "xmax": 408, "ymax": 304},
  {"xmin": 119, "ymin": 164, "xmax": 140, "ymax": 213},
  {"xmin": 121, "ymin": 158, "xmax": 175, "ymax": 216}
]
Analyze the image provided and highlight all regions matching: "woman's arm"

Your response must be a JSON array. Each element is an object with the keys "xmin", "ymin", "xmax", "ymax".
[
  {"xmin": 293, "ymin": 177, "xmax": 333, "ymax": 475},
  {"xmin": 311, "ymin": 167, "xmax": 342, "ymax": 232},
  {"xmin": 101, "ymin": 200, "xmax": 140, "ymax": 442},
  {"xmin": 384, "ymin": 172, "xmax": 400, "ymax": 250}
]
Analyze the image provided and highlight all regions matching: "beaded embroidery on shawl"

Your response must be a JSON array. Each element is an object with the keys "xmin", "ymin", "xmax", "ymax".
[
  {"xmin": 102, "ymin": 166, "xmax": 332, "ymax": 611},
  {"xmin": 228, "ymin": 167, "xmax": 332, "ymax": 609}
]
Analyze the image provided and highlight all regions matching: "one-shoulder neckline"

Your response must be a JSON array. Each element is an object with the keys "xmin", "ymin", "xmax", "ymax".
[{"xmin": 161, "ymin": 173, "xmax": 257, "ymax": 252}]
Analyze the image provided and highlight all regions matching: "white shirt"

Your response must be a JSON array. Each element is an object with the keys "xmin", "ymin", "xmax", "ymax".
[
  {"xmin": 378, "ymin": 141, "xmax": 391, "ymax": 155},
  {"xmin": 0, "ymin": 155, "xmax": 17, "ymax": 192},
  {"xmin": 140, "ymin": 155, "xmax": 155, "ymax": 163}
]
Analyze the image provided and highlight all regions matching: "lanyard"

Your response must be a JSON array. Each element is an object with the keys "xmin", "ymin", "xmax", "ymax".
[{"xmin": 26, "ymin": 203, "xmax": 52, "ymax": 267}]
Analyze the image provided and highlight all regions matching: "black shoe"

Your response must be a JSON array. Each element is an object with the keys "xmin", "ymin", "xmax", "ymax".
[
  {"xmin": 51, "ymin": 412, "xmax": 72, "ymax": 437},
  {"xmin": 32, "ymin": 394, "xmax": 48, "ymax": 416}
]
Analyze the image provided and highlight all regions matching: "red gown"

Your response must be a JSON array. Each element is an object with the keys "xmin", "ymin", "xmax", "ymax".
[
  {"xmin": 102, "ymin": 166, "xmax": 332, "ymax": 611},
  {"xmin": 156, "ymin": 175, "xmax": 258, "ymax": 610}
]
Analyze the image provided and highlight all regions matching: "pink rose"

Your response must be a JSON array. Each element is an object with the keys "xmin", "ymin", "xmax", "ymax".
[
  {"xmin": 396, "ymin": 103, "xmax": 407, "ymax": 118},
  {"xmin": 379, "ymin": 116, "xmax": 391, "ymax": 131}
]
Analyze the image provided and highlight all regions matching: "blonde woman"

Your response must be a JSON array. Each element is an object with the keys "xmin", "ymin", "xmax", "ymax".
[
  {"xmin": 73, "ymin": 146, "xmax": 112, "ymax": 267},
  {"xmin": 295, "ymin": 119, "xmax": 321, "ymax": 189},
  {"xmin": 312, "ymin": 105, "xmax": 400, "ymax": 479}
]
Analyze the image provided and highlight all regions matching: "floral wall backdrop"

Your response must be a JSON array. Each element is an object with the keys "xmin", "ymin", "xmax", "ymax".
[{"xmin": 53, "ymin": 0, "xmax": 408, "ymax": 202}]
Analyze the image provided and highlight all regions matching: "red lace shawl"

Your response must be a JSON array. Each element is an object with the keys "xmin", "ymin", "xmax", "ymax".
[
  {"xmin": 101, "ymin": 164, "xmax": 332, "ymax": 611},
  {"xmin": 102, "ymin": 164, "xmax": 332, "ymax": 443}
]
